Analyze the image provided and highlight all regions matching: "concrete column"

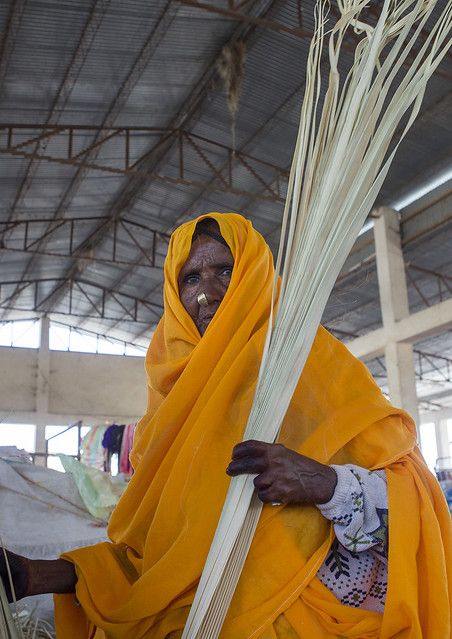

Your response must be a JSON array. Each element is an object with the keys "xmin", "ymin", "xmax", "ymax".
[
  {"xmin": 374, "ymin": 207, "xmax": 410, "ymax": 323},
  {"xmin": 384, "ymin": 341, "xmax": 419, "ymax": 422},
  {"xmin": 374, "ymin": 207, "xmax": 420, "ymax": 429},
  {"xmin": 35, "ymin": 315, "xmax": 50, "ymax": 465},
  {"xmin": 435, "ymin": 418, "xmax": 451, "ymax": 468}
]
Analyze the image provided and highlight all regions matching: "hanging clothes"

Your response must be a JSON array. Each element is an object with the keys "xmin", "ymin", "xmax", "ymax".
[
  {"xmin": 80, "ymin": 425, "xmax": 109, "ymax": 471},
  {"xmin": 102, "ymin": 425, "xmax": 125, "ymax": 473},
  {"xmin": 119, "ymin": 423, "xmax": 136, "ymax": 477}
]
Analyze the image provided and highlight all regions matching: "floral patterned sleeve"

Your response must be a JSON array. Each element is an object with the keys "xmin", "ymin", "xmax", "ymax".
[{"xmin": 316, "ymin": 464, "xmax": 388, "ymax": 559}]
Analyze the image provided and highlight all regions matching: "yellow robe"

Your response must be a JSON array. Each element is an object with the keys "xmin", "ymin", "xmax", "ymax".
[{"xmin": 55, "ymin": 213, "xmax": 451, "ymax": 638}]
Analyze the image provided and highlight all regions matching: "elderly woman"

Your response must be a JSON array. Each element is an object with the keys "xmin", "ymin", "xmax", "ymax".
[{"xmin": 1, "ymin": 213, "xmax": 451, "ymax": 638}]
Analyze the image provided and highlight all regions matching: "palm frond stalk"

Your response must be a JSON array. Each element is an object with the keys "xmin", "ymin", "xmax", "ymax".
[{"xmin": 182, "ymin": 1, "xmax": 452, "ymax": 637}]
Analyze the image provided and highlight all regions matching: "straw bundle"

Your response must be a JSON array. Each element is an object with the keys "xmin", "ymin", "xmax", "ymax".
[
  {"xmin": 0, "ymin": 548, "xmax": 21, "ymax": 639},
  {"xmin": 15, "ymin": 610, "xmax": 55, "ymax": 639},
  {"xmin": 183, "ymin": 1, "xmax": 452, "ymax": 637},
  {"xmin": 0, "ymin": 550, "xmax": 55, "ymax": 639}
]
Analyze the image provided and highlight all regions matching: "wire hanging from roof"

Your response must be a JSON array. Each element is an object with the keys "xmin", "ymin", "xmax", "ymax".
[{"xmin": 216, "ymin": 41, "xmax": 247, "ymax": 153}]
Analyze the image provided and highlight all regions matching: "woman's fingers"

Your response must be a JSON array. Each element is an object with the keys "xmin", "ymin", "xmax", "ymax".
[
  {"xmin": 231, "ymin": 439, "xmax": 271, "ymax": 459},
  {"xmin": 253, "ymin": 472, "xmax": 273, "ymax": 490},
  {"xmin": 226, "ymin": 455, "xmax": 267, "ymax": 475},
  {"xmin": 227, "ymin": 440, "xmax": 337, "ymax": 505},
  {"xmin": 255, "ymin": 485, "xmax": 282, "ymax": 503},
  {"xmin": 227, "ymin": 440, "xmax": 272, "ymax": 475}
]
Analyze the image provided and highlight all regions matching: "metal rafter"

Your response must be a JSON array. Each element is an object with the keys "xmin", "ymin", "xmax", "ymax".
[
  {"xmin": 0, "ymin": 123, "xmax": 289, "ymax": 204},
  {"xmin": 406, "ymin": 263, "xmax": 452, "ymax": 307},
  {"xmin": 36, "ymin": 0, "xmax": 452, "ymax": 338},
  {"xmin": 91, "ymin": 39, "xmax": 316, "ymax": 340},
  {"xmin": 366, "ymin": 349, "xmax": 452, "ymax": 387},
  {"xmin": 0, "ymin": 0, "xmax": 27, "ymax": 99},
  {"xmin": 181, "ymin": 0, "xmax": 452, "ymax": 81},
  {"xmin": 416, "ymin": 349, "xmax": 452, "ymax": 384},
  {"xmin": 1, "ymin": 0, "xmax": 178, "ymax": 318},
  {"xmin": 128, "ymin": 44, "xmax": 357, "ymax": 343},
  {"xmin": 0, "ymin": 216, "xmax": 170, "ymax": 267},
  {"xmin": 177, "ymin": 0, "xmax": 310, "ymax": 39},
  {"xmin": 322, "ymin": 263, "xmax": 452, "ymax": 331},
  {"xmin": 4, "ymin": 0, "xmax": 112, "ymax": 226},
  {"xmin": 0, "ymin": 277, "xmax": 163, "ymax": 323},
  {"xmin": 37, "ymin": 0, "xmax": 281, "ymax": 328}
]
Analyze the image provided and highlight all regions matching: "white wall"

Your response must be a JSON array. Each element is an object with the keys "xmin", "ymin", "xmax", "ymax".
[
  {"xmin": 0, "ymin": 345, "xmax": 147, "ymax": 425},
  {"xmin": 0, "ymin": 347, "xmax": 37, "ymax": 412},
  {"xmin": 49, "ymin": 350, "xmax": 147, "ymax": 417}
]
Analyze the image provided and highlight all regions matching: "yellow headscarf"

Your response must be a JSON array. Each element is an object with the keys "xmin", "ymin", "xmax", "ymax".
[{"xmin": 55, "ymin": 213, "xmax": 451, "ymax": 639}]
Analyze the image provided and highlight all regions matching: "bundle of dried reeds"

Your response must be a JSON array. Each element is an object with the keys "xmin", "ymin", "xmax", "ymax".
[
  {"xmin": 0, "ymin": 548, "xmax": 21, "ymax": 639},
  {"xmin": 15, "ymin": 610, "xmax": 55, "ymax": 639},
  {"xmin": 183, "ymin": 1, "xmax": 452, "ymax": 637},
  {"xmin": 0, "ymin": 547, "xmax": 55, "ymax": 639}
]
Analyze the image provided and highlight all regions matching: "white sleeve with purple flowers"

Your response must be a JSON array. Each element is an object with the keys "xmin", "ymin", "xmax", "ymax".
[
  {"xmin": 315, "ymin": 464, "xmax": 389, "ymax": 611},
  {"xmin": 318, "ymin": 464, "xmax": 388, "ymax": 557}
]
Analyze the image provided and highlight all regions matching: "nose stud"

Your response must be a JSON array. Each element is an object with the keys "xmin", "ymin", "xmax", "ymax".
[{"xmin": 197, "ymin": 293, "xmax": 209, "ymax": 307}]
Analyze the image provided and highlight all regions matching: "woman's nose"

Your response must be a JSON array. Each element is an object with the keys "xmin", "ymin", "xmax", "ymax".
[{"xmin": 201, "ymin": 277, "xmax": 226, "ymax": 304}]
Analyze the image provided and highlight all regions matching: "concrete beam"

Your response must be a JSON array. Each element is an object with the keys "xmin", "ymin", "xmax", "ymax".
[
  {"xmin": 418, "ymin": 388, "xmax": 452, "ymax": 404},
  {"xmin": 0, "ymin": 342, "xmax": 147, "ymax": 429},
  {"xmin": 0, "ymin": 411, "xmax": 140, "ymax": 426},
  {"xmin": 420, "ymin": 407, "xmax": 452, "ymax": 422},
  {"xmin": 346, "ymin": 297, "xmax": 452, "ymax": 359}
]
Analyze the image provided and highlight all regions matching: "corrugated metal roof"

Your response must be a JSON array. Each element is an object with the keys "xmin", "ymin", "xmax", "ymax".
[{"xmin": 0, "ymin": 0, "xmax": 451, "ymax": 409}]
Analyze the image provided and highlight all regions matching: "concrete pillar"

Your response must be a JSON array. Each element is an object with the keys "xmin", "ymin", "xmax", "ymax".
[
  {"xmin": 384, "ymin": 341, "xmax": 419, "ymax": 422},
  {"xmin": 374, "ymin": 207, "xmax": 420, "ymax": 430},
  {"xmin": 35, "ymin": 315, "xmax": 50, "ymax": 465},
  {"xmin": 435, "ymin": 418, "xmax": 451, "ymax": 468}
]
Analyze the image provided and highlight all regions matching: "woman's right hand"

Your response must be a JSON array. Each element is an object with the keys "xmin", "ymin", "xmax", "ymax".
[
  {"xmin": 1, "ymin": 551, "xmax": 77, "ymax": 601},
  {"xmin": 0, "ymin": 549, "xmax": 30, "ymax": 602}
]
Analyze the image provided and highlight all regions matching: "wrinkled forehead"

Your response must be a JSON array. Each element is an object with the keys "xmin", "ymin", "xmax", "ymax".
[
  {"xmin": 191, "ymin": 218, "xmax": 230, "ymax": 248},
  {"xmin": 180, "ymin": 233, "xmax": 233, "ymax": 276}
]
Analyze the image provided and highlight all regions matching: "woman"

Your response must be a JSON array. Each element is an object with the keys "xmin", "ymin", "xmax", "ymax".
[{"xmin": 2, "ymin": 213, "xmax": 451, "ymax": 637}]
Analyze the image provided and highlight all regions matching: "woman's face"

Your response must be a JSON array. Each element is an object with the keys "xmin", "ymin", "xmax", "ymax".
[{"xmin": 178, "ymin": 234, "xmax": 234, "ymax": 335}]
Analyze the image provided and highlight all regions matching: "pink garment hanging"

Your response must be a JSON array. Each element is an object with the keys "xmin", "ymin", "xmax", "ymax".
[
  {"xmin": 80, "ymin": 424, "xmax": 108, "ymax": 470},
  {"xmin": 119, "ymin": 423, "xmax": 136, "ymax": 476}
]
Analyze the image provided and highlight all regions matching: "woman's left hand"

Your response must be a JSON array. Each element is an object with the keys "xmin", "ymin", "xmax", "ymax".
[{"xmin": 226, "ymin": 440, "xmax": 337, "ymax": 505}]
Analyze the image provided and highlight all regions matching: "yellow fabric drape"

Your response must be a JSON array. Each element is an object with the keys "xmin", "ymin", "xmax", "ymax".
[{"xmin": 55, "ymin": 213, "xmax": 451, "ymax": 639}]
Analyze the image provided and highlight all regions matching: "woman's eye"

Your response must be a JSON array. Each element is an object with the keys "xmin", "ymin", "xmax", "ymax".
[
  {"xmin": 220, "ymin": 267, "xmax": 233, "ymax": 277},
  {"xmin": 184, "ymin": 274, "xmax": 199, "ymax": 285}
]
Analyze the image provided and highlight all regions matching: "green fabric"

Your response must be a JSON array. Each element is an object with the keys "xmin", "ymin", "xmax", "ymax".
[{"xmin": 59, "ymin": 455, "xmax": 127, "ymax": 522}]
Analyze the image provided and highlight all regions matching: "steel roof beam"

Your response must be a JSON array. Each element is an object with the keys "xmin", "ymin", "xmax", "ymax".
[
  {"xmin": 0, "ymin": 124, "xmax": 288, "ymax": 204},
  {"xmin": 1, "ymin": 0, "xmax": 178, "ymax": 318},
  {"xmin": 0, "ymin": 0, "xmax": 27, "ymax": 100},
  {"xmin": 5, "ymin": 0, "xmax": 112, "ymax": 227},
  {"xmin": 103, "ymin": 3, "xmax": 324, "ymax": 341},
  {"xmin": 178, "ymin": 0, "xmax": 310, "ymax": 39},
  {"xmin": 0, "ymin": 277, "xmax": 163, "ymax": 323},
  {"xmin": 38, "ymin": 0, "xmax": 281, "ymax": 327},
  {"xmin": 0, "ymin": 216, "xmax": 170, "ymax": 267}
]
